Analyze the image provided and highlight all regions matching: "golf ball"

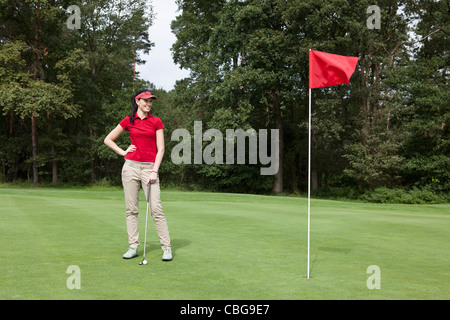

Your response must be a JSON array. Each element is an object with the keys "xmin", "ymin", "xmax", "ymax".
[{"xmin": 143, "ymin": 260, "xmax": 148, "ymax": 265}]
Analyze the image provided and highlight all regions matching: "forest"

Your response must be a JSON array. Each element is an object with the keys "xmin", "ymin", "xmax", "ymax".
[{"xmin": 0, "ymin": 0, "xmax": 448, "ymax": 203}]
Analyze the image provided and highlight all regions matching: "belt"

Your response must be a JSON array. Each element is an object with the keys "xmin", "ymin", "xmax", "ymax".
[{"xmin": 125, "ymin": 159, "xmax": 154, "ymax": 167}]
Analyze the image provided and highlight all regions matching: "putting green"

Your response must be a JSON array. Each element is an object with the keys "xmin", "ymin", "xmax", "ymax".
[{"xmin": 0, "ymin": 187, "xmax": 448, "ymax": 299}]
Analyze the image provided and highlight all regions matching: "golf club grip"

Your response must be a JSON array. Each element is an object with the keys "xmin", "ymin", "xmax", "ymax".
[{"xmin": 147, "ymin": 183, "xmax": 151, "ymax": 203}]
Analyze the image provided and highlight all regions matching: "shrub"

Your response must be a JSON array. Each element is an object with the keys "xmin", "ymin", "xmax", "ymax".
[{"xmin": 361, "ymin": 187, "xmax": 444, "ymax": 204}]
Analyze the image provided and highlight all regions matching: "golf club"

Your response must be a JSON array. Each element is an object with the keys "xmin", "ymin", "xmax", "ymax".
[{"xmin": 139, "ymin": 183, "xmax": 151, "ymax": 265}]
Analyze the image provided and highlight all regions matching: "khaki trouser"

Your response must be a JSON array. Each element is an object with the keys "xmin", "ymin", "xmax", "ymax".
[{"xmin": 121, "ymin": 160, "xmax": 171, "ymax": 250}]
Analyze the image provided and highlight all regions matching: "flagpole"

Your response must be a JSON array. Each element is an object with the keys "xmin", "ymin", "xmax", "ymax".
[
  {"xmin": 306, "ymin": 49, "xmax": 359, "ymax": 280},
  {"xmin": 307, "ymin": 86, "xmax": 311, "ymax": 279},
  {"xmin": 306, "ymin": 49, "xmax": 312, "ymax": 279}
]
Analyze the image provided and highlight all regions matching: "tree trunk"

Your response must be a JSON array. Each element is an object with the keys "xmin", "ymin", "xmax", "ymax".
[
  {"xmin": 311, "ymin": 169, "xmax": 318, "ymax": 191},
  {"xmin": 52, "ymin": 145, "xmax": 58, "ymax": 184},
  {"xmin": 9, "ymin": 111, "xmax": 13, "ymax": 137},
  {"xmin": 31, "ymin": 0, "xmax": 40, "ymax": 185},
  {"xmin": 31, "ymin": 113, "xmax": 39, "ymax": 185},
  {"xmin": 90, "ymin": 128, "xmax": 97, "ymax": 182},
  {"xmin": 132, "ymin": 43, "xmax": 136, "ymax": 93},
  {"xmin": 272, "ymin": 89, "xmax": 283, "ymax": 194}
]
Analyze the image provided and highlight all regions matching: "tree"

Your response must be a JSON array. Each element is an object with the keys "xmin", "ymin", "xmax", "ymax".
[
  {"xmin": 0, "ymin": 0, "xmax": 79, "ymax": 184},
  {"xmin": 0, "ymin": 41, "xmax": 31, "ymax": 181},
  {"xmin": 173, "ymin": 0, "xmax": 308, "ymax": 193},
  {"xmin": 292, "ymin": 0, "xmax": 410, "ymax": 192},
  {"xmin": 62, "ymin": 0, "xmax": 155, "ymax": 182},
  {"xmin": 0, "ymin": 0, "xmax": 156, "ymax": 184},
  {"xmin": 391, "ymin": 0, "xmax": 450, "ymax": 192}
]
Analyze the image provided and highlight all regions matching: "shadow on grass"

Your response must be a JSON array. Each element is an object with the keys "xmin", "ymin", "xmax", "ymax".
[{"xmin": 144, "ymin": 238, "xmax": 192, "ymax": 258}]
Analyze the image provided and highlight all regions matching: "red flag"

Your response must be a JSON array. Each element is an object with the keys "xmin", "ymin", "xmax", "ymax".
[{"xmin": 309, "ymin": 50, "xmax": 359, "ymax": 89}]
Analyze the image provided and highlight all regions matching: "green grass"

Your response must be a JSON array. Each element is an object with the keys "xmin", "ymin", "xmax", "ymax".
[{"xmin": 0, "ymin": 186, "xmax": 449, "ymax": 300}]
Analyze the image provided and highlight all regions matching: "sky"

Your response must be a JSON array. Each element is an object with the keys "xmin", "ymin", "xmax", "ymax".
[{"xmin": 136, "ymin": 0, "xmax": 190, "ymax": 91}]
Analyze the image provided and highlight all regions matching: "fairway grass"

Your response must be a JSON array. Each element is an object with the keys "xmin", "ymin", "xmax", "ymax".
[{"xmin": 0, "ymin": 186, "xmax": 449, "ymax": 300}]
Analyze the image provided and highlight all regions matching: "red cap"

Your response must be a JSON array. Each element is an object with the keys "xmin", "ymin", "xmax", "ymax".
[{"xmin": 135, "ymin": 91, "xmax": 157, "ymax": 101}]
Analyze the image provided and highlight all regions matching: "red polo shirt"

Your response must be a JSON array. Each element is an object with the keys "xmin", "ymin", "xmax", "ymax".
[{"xmin": 119, "ymin": 114, "xmax": 164, "ymax": 163}]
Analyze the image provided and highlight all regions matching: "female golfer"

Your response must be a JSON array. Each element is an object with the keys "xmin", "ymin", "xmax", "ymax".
[{"xmin": 104, "ymin": 89, "xmax": 172, "ymax": 261}]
